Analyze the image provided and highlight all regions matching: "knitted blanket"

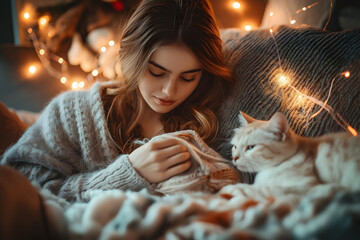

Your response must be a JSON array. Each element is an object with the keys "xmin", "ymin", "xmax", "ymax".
[
  {"xmin": 213, "ymin": 25, "xmax": 360, "ymax": 160},
  {"xmin": 42, "ymin": 183, "xmax": 360, "ymax": 239}
]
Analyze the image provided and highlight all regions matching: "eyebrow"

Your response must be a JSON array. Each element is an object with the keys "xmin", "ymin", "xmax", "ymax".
[{"xmin": 149, "ymin": 61, "xmax": 202, "ymax": 74}]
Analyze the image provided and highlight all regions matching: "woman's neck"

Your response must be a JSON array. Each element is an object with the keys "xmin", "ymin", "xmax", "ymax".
[{"xmin": 139, "ymin": 104, "xmax": 164, "ymax": 139}]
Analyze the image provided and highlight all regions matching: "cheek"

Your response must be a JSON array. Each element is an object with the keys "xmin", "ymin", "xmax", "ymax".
[{"xmin": 180, "ymin": 81, "xmax": 200, "ymax": 99}]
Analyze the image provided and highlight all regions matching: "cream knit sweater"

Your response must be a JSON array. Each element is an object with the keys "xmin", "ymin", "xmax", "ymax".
[{"xmin": 1, "ymin": 83, "xmax": 151, "ymax": 202}]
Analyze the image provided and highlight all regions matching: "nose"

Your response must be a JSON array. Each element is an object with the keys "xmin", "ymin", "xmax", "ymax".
[
  {"xmin": 233, "ymin": 156, "xmax": 239, "ymax": 162},
  {"xmin": 162, "ymin": 77, "xmax": 177, "ymax": 97}
]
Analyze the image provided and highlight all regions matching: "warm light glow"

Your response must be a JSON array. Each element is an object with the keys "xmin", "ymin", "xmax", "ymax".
[
  {"xmin": 233, "ymin": 2, "xmax": 241, "ymax": 9},
  {"xmin": 245, "ymin": 25, "xmax": 252, "ymax": 31},
  {"xmin": 269, "ymin": 12, "xmax": 274, "ymax": 17},
  {"xmin": 28, "ymin": 65, "xmax": 36, "ymax": 74},
  {"xmin": 48, "ymin": 30, "xmax": 55, "ymax": 38},
  {"xmin": 23, "ymin": 12, "xmax": 30, "ymax": 20},
  {"xmin": 79, "ymin": 81, "xmax": 85, "ymax": 88},
  {"xmin": 39, "ymin": 49, "xmax": 45, "ymax": 55},
  {"xmin": 27, "ymin": 28, "xmax": 33, "ymax": 34},
  {"xmin": 60, "ymin": 77, "xmax": 67, "ymax": 84},
  {"xmin": 290, "ymin": 19, "xmax": 296, "ymax": 24},
  {"xmin": 58, "ymin": 58, "xmax": 64, "ymax": 64},
  {"xmin": 270, "ymin": 28, "xmax": 273, "ymax": 33},
  {"xmin": 278, "ymin": 75, "xmax": 289, "ymax": 86},
  {"xmin": 100, "ymin": 47, "xmax": 107, "ymax": 53},
  {"xmin": 72, "ymin": 81, "xmax": 79, "ymax": 89},
  {"xmin": 109, "ymin": 40, "xmax": 115, "ymax": 46},
  {"xmin": 348, "ymin": 126, "xmax": 358, "ymax": 136},
  {"xmin": 39, "ymin": 15, "xmax": 50, "ymax": 26},
  {"xmin": 344, "ymin": 71, "xmax": 350, "ymax": 78},
  {"xmin": 92, "ymin": 69, "xmax": 99, "ymax": 77}
]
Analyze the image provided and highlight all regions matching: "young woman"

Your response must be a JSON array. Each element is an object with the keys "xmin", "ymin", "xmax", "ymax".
[{"xmin": 1, "ymin": 0, "xmax": 232, "ymax": 202}]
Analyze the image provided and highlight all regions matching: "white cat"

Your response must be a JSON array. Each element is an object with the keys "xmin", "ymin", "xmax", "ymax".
[{"xmin": 230, "ymin": 112, "xmax": 360, "ymax": 193}]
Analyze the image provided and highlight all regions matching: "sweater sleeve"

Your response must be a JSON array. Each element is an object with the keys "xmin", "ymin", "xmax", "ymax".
[{"xmin": 1, "ymin": 85, "xmax": 151, "ymax": 202}]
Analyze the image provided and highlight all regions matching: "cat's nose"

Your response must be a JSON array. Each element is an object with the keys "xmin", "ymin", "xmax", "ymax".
[{"xmin": 233, "ymin": 156, "xmax": 239, "ymax": 162}]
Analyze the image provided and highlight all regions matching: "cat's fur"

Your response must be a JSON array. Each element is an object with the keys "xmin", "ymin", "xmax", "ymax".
[{"xmin": 231, "ymin": 112, "xmax": 360, "ymax": 193}]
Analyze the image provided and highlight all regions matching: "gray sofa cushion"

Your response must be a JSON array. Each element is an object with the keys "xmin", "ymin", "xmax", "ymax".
[{"xmin": 214, "ymin": 25, "xmax": 360, "ymax": 160}]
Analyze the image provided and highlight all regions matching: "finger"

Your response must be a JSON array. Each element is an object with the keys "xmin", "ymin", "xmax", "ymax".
[
  {"xmin": 156, "ymin": 144, "xmax": 188, "ymax": 160},
  {"xmin": 163, "ymin": 151, "xmax": 191, "ymax": 169},
  {"xmin": 164, "ymin": 160, "xmax": 192, "ymax": 180},
  {"xmin": 150, "ymin": 138, "xmax": 180, "ymax": 150}
]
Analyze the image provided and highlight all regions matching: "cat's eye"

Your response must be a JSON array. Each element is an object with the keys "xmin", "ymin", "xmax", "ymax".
[{"xmin": 246, "ymin": 145, "xmax": 255, "ymax": 151}]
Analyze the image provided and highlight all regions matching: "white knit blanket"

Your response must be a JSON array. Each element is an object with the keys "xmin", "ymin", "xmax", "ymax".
[{"xmin": 42, "ymin": 183, "xmax": 360, "ymax": 239}]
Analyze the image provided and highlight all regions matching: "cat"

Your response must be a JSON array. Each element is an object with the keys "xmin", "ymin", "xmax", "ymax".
[{"xmin": 230, "ymin": 111, "xmax": 360, "ymax": 193}]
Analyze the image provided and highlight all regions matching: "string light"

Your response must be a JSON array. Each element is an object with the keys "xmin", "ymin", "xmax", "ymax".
[
  {"xmin": 232, "ymin": 2, "xmax": 241, "ymax": 9},
  {"xmin": 61, "ymin": 77, "xmax": 67, "ymax": 84},
  {"xmin": 269, "ymin": 27, "xmax": 358, "ymax": 136},
  {"xmin": 38, "ymin": 15, "xmax": 50, "ymax": 27},
  {"xmin": 72, "ymin": 82, "xmax": 79, "ymax": 89},
  {"xmin": 109, "ymin": 40, "xmax": 115, "ymax": 46},
  {"xmin": 100, "ymin": 46, "xmax": 107, "ymax": 53},
  {"xmin": 343, "ymin": 71, "xmax": 350, "ymax": 78},
  {"xmin": 23, "ymin": 12, "xmax": 30, "ymax": 20},
  {"xmin": 92, "ymin": 69, "xmax": 99, "ymax": 77},
  {"xmin": 245, "ymin": 25, "xmax": 252, "ymax": 31},
  {"xmin": 290, "ymin": 19, "xmax": 296, "ymax": 24},
  {"xmin": 28, "ymin": 65, "xmax": 36, "ymax": 74}
]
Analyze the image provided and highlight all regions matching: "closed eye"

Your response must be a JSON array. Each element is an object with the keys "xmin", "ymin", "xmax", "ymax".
[
  {"xmin": 149, "ymin": 70, "xmax": 164, "ymax": 77},
  {"xmin": 180, "ymin": 76, "xmax": 195, "ymax": 82},
  {"xmin": 246, "ymin": 145, "xmax": 256, "ymax": 151}
]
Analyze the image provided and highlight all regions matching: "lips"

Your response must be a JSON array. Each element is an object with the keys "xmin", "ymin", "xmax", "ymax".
[{"xmin": 155, "ymin": 97, "xmax": 176, "ymax": 106}]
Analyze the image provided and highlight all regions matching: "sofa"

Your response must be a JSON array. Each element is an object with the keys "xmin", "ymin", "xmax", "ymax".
[{"xmin": 0, "ymin": 25, "xmax": 360, "ymax": 239}]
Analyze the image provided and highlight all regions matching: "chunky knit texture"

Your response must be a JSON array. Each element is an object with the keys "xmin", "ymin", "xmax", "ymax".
[
  {"xmin": 1, "ymin": 83, "xmax": 151, "ymax": 202},
  {"xmin": 213, "ymin": 26, "xmax": 360, "ymax": 160}
]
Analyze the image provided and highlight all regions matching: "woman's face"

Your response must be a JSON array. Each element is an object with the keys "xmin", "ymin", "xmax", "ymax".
[{"xmin": 139, "ymin": 43, "xmax": 202, "ymax": 114}]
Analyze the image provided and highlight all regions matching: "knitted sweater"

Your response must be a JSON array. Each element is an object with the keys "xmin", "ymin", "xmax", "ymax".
[{"xmin": 1, "ymin": 83, "xmax": 151, "ymax": 202}]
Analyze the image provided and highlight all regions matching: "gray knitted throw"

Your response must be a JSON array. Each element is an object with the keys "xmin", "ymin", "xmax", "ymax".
[{"xmin": 213, "ymin": 25, "xmax": 360, "ymax": 160}]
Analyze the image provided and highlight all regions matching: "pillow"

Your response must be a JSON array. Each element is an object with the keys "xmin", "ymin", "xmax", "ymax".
[
  {"xmin": 214, "ymin": 25, "xmax": 360, "ymax": 160},
  {"xmin": 0, "ymin": 102, "xmax": 28, "ymax": 155}
]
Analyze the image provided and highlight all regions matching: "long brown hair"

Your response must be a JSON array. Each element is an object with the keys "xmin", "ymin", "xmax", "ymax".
[{"xmin": 103, "ymin": 0, "xmax": 232, "ymax": 153}]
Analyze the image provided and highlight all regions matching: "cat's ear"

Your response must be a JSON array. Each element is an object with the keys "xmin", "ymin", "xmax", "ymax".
[
  {"xmin": 238, "ymin": 111, "xmax": 256, "ymax": 127},
  {"xmin": 268, "ymin": 112, "xmax": 288, "ymax": 141}
]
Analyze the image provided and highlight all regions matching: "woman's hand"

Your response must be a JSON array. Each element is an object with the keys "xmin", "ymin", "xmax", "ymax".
[{"xmin": 128, "ymin": 138, "xmax": 191, "ymax": 183}]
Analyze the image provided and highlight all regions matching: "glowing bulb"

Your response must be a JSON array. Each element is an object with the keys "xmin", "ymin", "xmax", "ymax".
[
  {"xmin": 72, "ymin": 81, "xmax": 79, "ymax": 89},
  {"xmin": 290, "ymin": 19, "xmax": 296, "ymax": 24},
  {"xmin": 92, "ymin": 69, "xmax": 99, "ymax": 77},
  {"xmin": 24, "ymin": 12, "xmax": 30, "ymax": 20},
  {"xmin": 344, "ymin": 71, "xmax": 350, "ymax": 78},
  {"xmin": 61, "ymin": 77, "xmax": 67, "ymax": 84},
  {"xmin": 269, "ymin": 12, "xmax": 274, "ymax": 17},
  {"xmin": 100, "ymin": 47, "xmax": 107, "ymax": 53},
  {"xmin": 233, "ymin": 2, "xmax": 241, "ymax": 9},
  {"xmin": 79, "ymin": 81, "xmax": 85, "ymax": 88},
  {"xmin": 39, "ymin": 15, "xmax": 50, "ymax": 26},
  {"xmin": 245, "ymin": 25, "xmax": 252, "ymax": 31},
  {"xmin": 39, "ymin": 49, "xmax": 45, "ymax": 55},
  {"xmin": 302, "ymin": 7, "xmax": 307, "ymax": 11},
  {"xmin": 28, "ymin": 65, "xmax": 36, "ymax": 74},
  {"xmin": 278, "ymin": 75, "xmax": 289, "ymax": 86},
  {"xmin": 109, "ymin": 40, "xmax": 115, "ymax": 46},
  {"xmin": 27, "ymin": 28, "xmax": 33, "ymax": 34},
  {"xmin": 348, "ymin": 126, "xmax": 358, "ymax": 136},
  {"xmin": 58, "ymin": 58, "xmax": 64, "ymax": 64},
  {"xmin": 270, "ymin": 28, "xmax": 273, "ymax": 33}
]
